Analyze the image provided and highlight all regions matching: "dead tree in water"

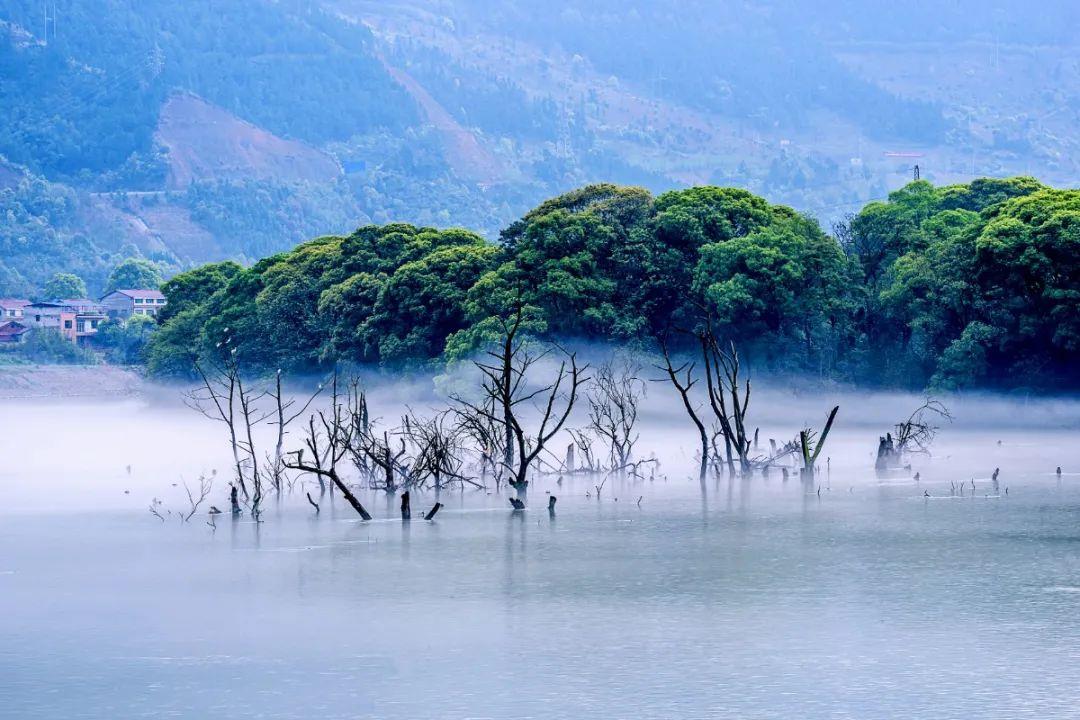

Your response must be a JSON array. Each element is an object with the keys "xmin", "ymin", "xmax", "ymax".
[
  {"xmin": 455, "ymin": 306, "xmax": 588, "ymax": 496},
  {"xmin": 149, "ymin": 475, "xmax": 214, "ymax": 524},
  {"xmin": 186, "ymin": 354, "xmax": 247, "ymax": 498},
  {"xmin": 876, "ymin": 399, "xmax": 951, "ymax": 471},
  {"xmin": 182, "ymin": 475, "xmax": 214, "ymax": 522},
  {"xmin": 282, "ymin": 371, "xmax": 372, "ymax": 520},
  {"xmin": 234, "ymin": 371, "xmax": 271, "ymax": 517},
  {"xmin": 338, "ymin": 382, "xmax": 411, "ymax": 493},
  {"xmin": 657, "ymin": 334, "xmax": 709, "ymax": 482},
  {"xmin": 586, "ymin": 356, "xmax": 645, "ymax": 476},
  {"xmin": 355, "ymin": 427, "xmax": 407, "ymax": 493},
  {"xmin": 566, "ymin": 429, "xmax": 600, "ymax": 474},
  {"xmin": 266, "ymin": 369, "xmax": 323, "ymax": 491},
  {"xmin": 895, "ymin": 399, "xmax": 950, "ymax": 454},
  {"xmin": 799, "ymin": 406, "xmax": 839, "ymax": 482},
  {"xmin": 699, "ymin": 331, "xmax": 752, "ymax": 476},
  {"xmin": 453, "ymin": 389, "xmax": 507, "ymax": 489},
  {"xmin": 407, "ymin": 410, "xmax": 477, "ymax": 491},
  {"xmin": 500, "ymin": 345, "xmax": 587, "ymax": 496}
]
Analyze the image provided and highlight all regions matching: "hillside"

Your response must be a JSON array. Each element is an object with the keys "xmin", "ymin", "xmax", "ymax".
[
  {"xmin": 344, "ymin": 0, "xmax": 1080, "ymax": 212},
  {"xmin": 156, "ymin": 93, "xmax": 343, "ymax": 189},
  {"xmin": 1, "ymin": 0, "xmax": 1077, "ymax": 299}
]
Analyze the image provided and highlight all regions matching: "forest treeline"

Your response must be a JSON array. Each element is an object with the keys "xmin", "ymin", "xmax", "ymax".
[{"xmin": 147, "ymin": 177, "xmax": 1080, "ymax": 392}]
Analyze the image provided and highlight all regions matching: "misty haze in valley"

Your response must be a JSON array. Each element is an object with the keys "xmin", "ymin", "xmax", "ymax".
[{"xmin": 1, "ymin": 2, "xmax": 1079, "ymax": 719}]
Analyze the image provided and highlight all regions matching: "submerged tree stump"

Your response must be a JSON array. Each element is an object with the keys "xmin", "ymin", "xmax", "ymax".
[
  {"xmin": 400, "ymin": 491, "xmax": 411, "ymax": 521},
  {"xmin": 875, "ymin": 433, "xmax": 901, "ymax": 472}
]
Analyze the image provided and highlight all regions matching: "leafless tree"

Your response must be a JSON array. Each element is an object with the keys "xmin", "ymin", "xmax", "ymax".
[
  {"xmin": 282, "ymin": 370, "xmax": 371, "ymax": 520},
  {"xmin": 656, "ymin": 333, "xmax": 709, "ymax": 482},
  {"xmin": 454, "ymin": 308, "xmax": 588, "ymax": 497},
  {"xmin": 566, "ymin": 429, "xmax": 600, "ymax": 473},
  {"xmin": 354, "ymin": 424, "xmax": 408, "ymax": 493},
  {"xmin": 452, "ymin": 391, "xmax": 507, "ymax": 489},
  {"xmin": 700, "ymin": 330, "xmax": 752, "ymax": 476},
  {"xmin": 266, "ymin": 369, "xmax": 323, "ymax": 492},
  {"xmin": 233, "ymin": 371, "xmax": 272, "ymax": 517},
  {"xmin": 182, "ymin": 475, "xmax": 214, "ymax": 522},
  {"xmin": 186, "ymin": 353, "xmax": 247, "ymax": 498},
  {"xmin": 877, "ymin": 398, "xmax": 951, "ymax": 470},
  {"xmin": 895, "ymin": 398, "xmax": 951, "ymax": 454},
  {"xmin": 587, "ymin": 356, "xmax": 646, "ymax": 475},
  {"xmin": 147, "ymin": 474, "xmax": 214, "ymax": 524},
  {"xmin": 406, "ymin": 410, "xmax": 479, "ymax": 490}
]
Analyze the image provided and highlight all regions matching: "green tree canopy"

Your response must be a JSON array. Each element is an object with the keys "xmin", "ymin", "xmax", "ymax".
[
  {"xmin": 105, "ymin": 258, "xmax": 164, "ymax": 294},
  {"xmin": 844, "ymin": 176, "xmax": 1072, "ymax": 389},
  {"xmin": 146, "ymin": 178, "xmax": 1080, "ymax": 391},
  {"xmin": 41, "ymin": 272, "xmax": 87, "ymax": 300},
  {"xmin": 694, "ymin": 214, "xmax": 853, "ymax": 367}
]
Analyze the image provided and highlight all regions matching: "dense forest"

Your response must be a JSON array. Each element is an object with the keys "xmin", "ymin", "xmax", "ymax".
[{"xmin": 147, "ymin": 177, "xmax": 1080, "ymax": 392}]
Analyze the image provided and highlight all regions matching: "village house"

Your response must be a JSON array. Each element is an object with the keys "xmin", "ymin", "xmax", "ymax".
[
  {"xmin": 100, "ymin": 289, "xmax": 167, "ymax": 319},
  {"xmin": 0, "ymin": 320, "xmax": 30, "ymax": 343},
  {"xmin": 23, "ymin": 299, "xmax": 108, "ymax": 343},
  {"xmin": 0, "ymin": 298, "xmax": 31, "ymax": 320}
]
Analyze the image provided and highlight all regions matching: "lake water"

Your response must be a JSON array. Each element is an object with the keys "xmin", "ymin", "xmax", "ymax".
[{"xmin": 2, "ymin": 389, "xmax": 1080, "ymax": 719}]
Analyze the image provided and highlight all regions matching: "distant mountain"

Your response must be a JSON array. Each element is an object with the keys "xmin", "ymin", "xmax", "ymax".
[{"xmin": 1, "ymin": 0, "xmax": 1077, "ymax": 297}]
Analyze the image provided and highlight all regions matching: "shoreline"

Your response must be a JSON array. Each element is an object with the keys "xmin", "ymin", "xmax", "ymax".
[{"xmin": 0, "ymin": 364, "xmax": 148, "ymax": 400}]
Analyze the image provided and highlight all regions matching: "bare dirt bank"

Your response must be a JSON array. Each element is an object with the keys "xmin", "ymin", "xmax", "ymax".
[{"xmin": 0, "ymin": 365, "xmax": 147, "ymax": 400}]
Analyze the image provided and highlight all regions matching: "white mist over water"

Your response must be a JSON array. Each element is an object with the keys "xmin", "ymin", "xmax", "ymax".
[{"xmin": 2, "ymin": 382, "xmax": 1080, "ymax": 719}]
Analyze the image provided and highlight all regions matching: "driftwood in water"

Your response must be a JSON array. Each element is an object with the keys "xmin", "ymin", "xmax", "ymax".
[
  {"xmin": 306, "ymin": 492, "xmax": 320, "ymax": 513},
  {"xmin": 400, "ymin": 490, "xmax": 411, "ymax": 520},
  {"xmin": 424, "ymin": 502, "xmax": 443, "ymax": 520},
  {"xmin": 509, "ymin": 497, "xmax": 525, "ymax": 511}
]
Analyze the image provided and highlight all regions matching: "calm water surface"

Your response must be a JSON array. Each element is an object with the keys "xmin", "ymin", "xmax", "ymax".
[{"xmin": 2, "ymin": 395, "xmax": 1080, "ymax": 719}]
